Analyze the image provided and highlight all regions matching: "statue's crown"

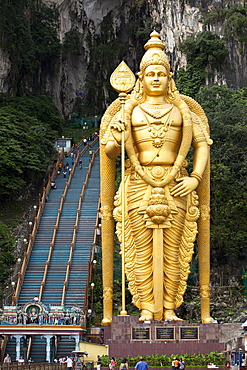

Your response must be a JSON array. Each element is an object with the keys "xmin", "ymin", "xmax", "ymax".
[{"xmin": 140, "ymin": 31, "xmax": 170, "ymax": 72}]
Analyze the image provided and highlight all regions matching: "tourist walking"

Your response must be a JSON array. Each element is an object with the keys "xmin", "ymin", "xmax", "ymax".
[
  {"xmin": 135, "ymin": 358, "xmax": 149, "ymax": 370},
  {"xmin": 119, "ymin": 359, "xmax": 128, "ymax": 370},
  {"xmin": 51, "ymin": 181, "xmax": 56, "ymax": 189},
  {"xmin": 97, "ymin": 355, "xmax": 101, "ymax": 370},
  {"xmin": 4, "ymin": 354, "xmax": 11, "ymax": 364},
  {"xmin": 63, "ymin": 356, "xmax": 73, "ymax": 370},
  {"xmin": 18, "ymin": 356, "xmax": 25, "ymax": 365},
  {"xmin": 110, "ymin": 357, "xmax": 117, "ymax": 370},
  {"xmin": 172, "ymin": 358, "xmax": 180, "ymax": 370},
  {"xmin": 179, "ymin": 358, "xmax": 185, "ymax": 370}
]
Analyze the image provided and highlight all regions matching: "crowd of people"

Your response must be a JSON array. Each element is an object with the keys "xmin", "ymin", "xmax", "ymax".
[
  {"xmin": 2, "ymin": 354, "xmax": 187, "ymax": 368},
  {"xmin": 116, "ymin": 356, "xmax": 185, "ymax": 370},
  {"xmin": 50, "ymin": 131, "xmax": 99, "ymax": 191}
]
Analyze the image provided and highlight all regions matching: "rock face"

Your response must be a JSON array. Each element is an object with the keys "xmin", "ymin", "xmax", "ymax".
[
  {"xmin": 0, "ymin": 49, "xmax": 11, "ymax": 93},
  {"xmin": 0, "ymin": 0, "xmax": 246, "ymax": 115}
]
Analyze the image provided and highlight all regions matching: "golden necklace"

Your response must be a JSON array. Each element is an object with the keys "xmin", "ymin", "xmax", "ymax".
[
  {"xmin": 139, "ymin": 103, "xmax": 173, "ymax": 119},
  {"xmin": 140, "ymin": 104, "xmax": 173, "ymax": 148}
]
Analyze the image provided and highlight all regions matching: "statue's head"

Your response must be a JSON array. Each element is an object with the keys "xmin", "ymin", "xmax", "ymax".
[
  {"xmin": 133, "ymin": 31, "xmax": 176, "ymax": 102},
  {"xmin": 140, "ymin": 31, "xmax": 170, "ymax": 75}
]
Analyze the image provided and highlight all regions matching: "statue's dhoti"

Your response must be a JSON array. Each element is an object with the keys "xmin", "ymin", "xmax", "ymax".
[{"xmin": 114, "ymin": 166, "xmax": 198, "ymax": 316}]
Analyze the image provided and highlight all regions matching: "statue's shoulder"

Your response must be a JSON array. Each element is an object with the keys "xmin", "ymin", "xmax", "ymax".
[{"xmin": 180, "ymin": 94, "xmax": 212, "ymax": 145}]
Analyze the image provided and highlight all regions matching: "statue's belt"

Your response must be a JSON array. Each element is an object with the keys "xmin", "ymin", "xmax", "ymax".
[
  {"xmin": 129, "ymin": 165, "xmax": 182, "ymax": 182},
  {"xmin": 126, "ymin": 166, "xmax": 187, "ymax": 213}
]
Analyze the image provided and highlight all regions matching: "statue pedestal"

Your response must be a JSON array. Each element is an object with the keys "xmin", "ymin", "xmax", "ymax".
[{"xmin": 103, "ymin": 316, "xmax": 224, "ymax": 357}]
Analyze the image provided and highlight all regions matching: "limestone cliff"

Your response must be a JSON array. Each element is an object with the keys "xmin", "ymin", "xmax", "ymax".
[{"xmin": 0, "ymin": 0, "xmax": 246, "ymax": 116}]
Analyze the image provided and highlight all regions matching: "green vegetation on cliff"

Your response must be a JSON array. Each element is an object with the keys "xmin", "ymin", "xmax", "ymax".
[
  {"xmin": 176, "ymin": 31, "xmax": 228, "ymax": 98},
  {"xmin": 0, "ymin": 93, "xmax": 63, "ymax": 301},
  {"xmin": 205, "ymin": 4, "xmax": 247, "ymax": 52},
  {"xmin": 0, "ymin": 93, "xmax": 63, "ymax": 199},
  {"xmin": 197, "ymin": 86, "xmax": 247, "ymax": 268},
  {"xmin": 0, "ymin": 0, "xmax": 61, "ymax": 95}
]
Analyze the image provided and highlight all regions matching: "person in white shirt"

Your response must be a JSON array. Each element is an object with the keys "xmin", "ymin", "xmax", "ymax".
[{"xmin": 63, "ymin": 356, "xmax": 73, "ymax": 370}]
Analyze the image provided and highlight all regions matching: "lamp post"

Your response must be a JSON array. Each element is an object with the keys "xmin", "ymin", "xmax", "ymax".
[
  {"xmin": 11, "ymin": 281, "xmax": 16, "ymax": 305},
  {"xmin": 11, "ymin": 281, "xmax": 15, "ymax": 294},
  {"xmin": 91, "ymin": 283, "xmax": 95, "ymax": 311},
  {"xmin": 23, "ymin": 238, "xmax": 28, "ymax": 250},
  {"xmin": 93, "ymin": 260, "xmax": 97, "ymax": 282},
  {"xmin": 87, "ymin": 308, "xmax": 92, "ymax": 326},
  {"xmin": 33, "ymin": 205, "xmax": 37, "ymax": 217},
  {"xmin": 28, "ymin": 221, "xmax": 33, "ymax": 234}
]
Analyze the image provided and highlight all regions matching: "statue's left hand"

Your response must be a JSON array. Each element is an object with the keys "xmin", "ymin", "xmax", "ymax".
[{"xmin": 170, "ymin": 177, "xmax": 199, "ymax": 197}]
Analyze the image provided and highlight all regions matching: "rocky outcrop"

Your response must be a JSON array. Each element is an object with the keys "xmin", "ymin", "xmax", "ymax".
[{"xmin": 0, "ymin": 49, "xmax": 11, "ymax": 93}]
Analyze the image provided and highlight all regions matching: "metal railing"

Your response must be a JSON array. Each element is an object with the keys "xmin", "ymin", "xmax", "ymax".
[
  {"xmin": 0, "ymin": 364, "xmax": 66, "ymax": 370},
  {"xmin": 14, "ymin": 149, "xmax": 65, "ymax": 305},
  {"xmin": 38, "ymin": 151, "xmax": 80, "ymax": 301},
  {"xmin": 61, "ymin": 148, "xmax": 99, "ymax": 306}
]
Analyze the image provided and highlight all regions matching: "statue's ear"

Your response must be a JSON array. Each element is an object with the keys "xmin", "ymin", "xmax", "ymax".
[{"xmin": 169, "ymin": 77, "xmax": 177, "ymax": 92}]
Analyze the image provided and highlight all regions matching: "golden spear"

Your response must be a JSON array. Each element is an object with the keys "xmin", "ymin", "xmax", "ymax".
[{"xmin": 110, "ymin": 61, "xmax": 135, "ymax": 315}]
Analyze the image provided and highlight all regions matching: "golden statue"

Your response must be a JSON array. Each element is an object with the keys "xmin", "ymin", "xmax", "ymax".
[{"xmin": 100, "ymin": 31, "xmax": 213, "ymax": 325}]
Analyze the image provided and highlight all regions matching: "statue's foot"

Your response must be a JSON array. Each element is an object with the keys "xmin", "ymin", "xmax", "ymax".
[
  {"xmin": 139, "ymin": 310, "xmax": 153, "ymax": 321},
  {"xmin": 163, "ymin": 309, "xmax": 183, "ymax": 321},
  {"xmin": 202, "ymin": 316, "xmax": 215, "ymax": 324}
]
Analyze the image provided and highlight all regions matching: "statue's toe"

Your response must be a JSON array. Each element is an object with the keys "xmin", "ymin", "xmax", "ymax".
[
  {"xmin": 139, "ymin": 310, "xmax": 153, "ymax": 321},
  {"xmin": 163, "ymin": 309, "xmax": 183, "ymax": 321}
]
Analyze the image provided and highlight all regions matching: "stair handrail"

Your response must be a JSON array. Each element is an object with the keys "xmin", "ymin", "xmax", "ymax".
[
  {"xmin": 26, "ymin": 336, "xmax": 33, "ymax": 361},
  {"xmin": 84, "ymin": 194, "xmax": 101, "ymax": 314},
  {"xmin": 61, "ymin": 150, "xmax": 99, "ymax": 306},
  {"xmin": 0, "ymin": 335, "xmax": 8, "ymax": 362},
  {"xmin": 38, "ymin": 152, "xmax": 80, "ymax": 301},
  {"xmin": 54, "ymin": 335, "xmax": 59, "ymax": 359},
  {"xmin": 88, "ymin": 136, "xmax": 99, "ymax": 148},
  {"xmin": 67, "ymin": 143, "xmax": 76, "ymax": 157},
  {"xmin": 76, "ymin": 137, "xmax": 86, "ymax": 148},
  {"xmin": 77, "ymin": 134, "xmax": 98, "ymax": 153},
  {"xmin": 14, "ymin": 149, "xmax": 65, "ymax": 305}
]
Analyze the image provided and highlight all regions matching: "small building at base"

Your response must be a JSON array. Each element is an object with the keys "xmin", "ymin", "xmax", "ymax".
[{"xmin": 55, "ymin": 137, "xmax": 73, "ymax": 153}]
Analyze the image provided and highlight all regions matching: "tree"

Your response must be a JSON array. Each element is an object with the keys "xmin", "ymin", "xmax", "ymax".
[
  {"xmin": 176, "ymin": 31, "xmax": 229, "ymax": 98},
  {"xmin": 0, "ymin": 221, "xmax": 15, "ymax": 297},
  {"xmin": 196, "ymin": 86, "xmax": 247, "ymax": 267},
  {"xmin": 0, "ymin": 94, "xmax": 63, "ymax": 199}
]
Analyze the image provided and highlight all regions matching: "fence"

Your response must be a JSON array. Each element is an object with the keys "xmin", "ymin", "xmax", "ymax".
[{"xmin": 0, "ymin": 364, "xmax": 66, "ymax": 370}]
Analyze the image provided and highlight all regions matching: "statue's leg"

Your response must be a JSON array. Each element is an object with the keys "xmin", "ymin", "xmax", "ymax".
[
  {"xmin": 163, "ymin": 208, "xmax": 185, "ymax": 320},
  {"xmin": 128, "ymin": 207, "xmax": 154, "ymax": 319}
]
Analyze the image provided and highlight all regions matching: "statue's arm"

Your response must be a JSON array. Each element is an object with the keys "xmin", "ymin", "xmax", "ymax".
[
  {"xmin": 105, "ymin": 136, "xmax": 121, "ymax": 159},
  {"xmin": 104, "ymin": 111, "xmax": 122, "ymax": 159},
  {"xmin": 104, "ymin": 110, "xmax": 131, "ymax": 159},
  {"xmin": 170, "ymin": 112, "xmax": 209, "ymax": 197},
  {"xmin": 191, "ymin": 112, "xmax": 209, "ymax": 178}
]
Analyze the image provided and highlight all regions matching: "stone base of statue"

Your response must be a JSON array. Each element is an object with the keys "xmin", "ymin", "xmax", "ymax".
[{"xmin": 103, "ymin": 316, "xmax": 224, "ymax": 357}]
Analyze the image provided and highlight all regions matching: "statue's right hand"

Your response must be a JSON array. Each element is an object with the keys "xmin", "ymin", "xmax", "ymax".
[{"xmin": 110, "ymin": 119, "xmax": 129, "ymax": 144}]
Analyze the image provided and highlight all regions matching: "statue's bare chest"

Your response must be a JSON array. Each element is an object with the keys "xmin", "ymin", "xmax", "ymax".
[{"xmin": 131, "ymin": 104, "xmax": 182, "ymax": 148}]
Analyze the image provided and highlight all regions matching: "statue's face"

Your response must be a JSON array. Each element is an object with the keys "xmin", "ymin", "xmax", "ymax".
[{"xmin": 142, "ymin": 65, "xmax": 168, "ymax": 97}]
